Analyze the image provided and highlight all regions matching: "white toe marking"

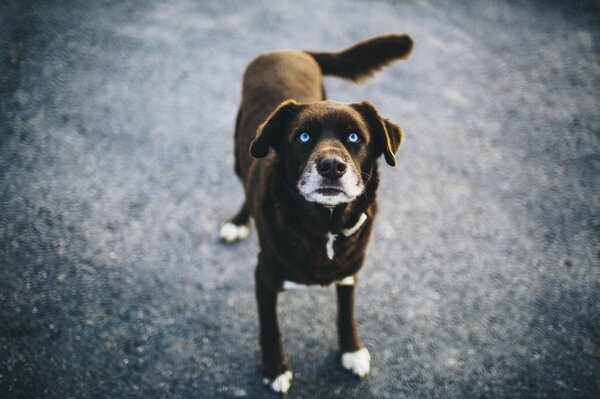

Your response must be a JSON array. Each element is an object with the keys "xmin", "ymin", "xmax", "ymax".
[
  {"xmin": 219, "ymin": 222, "xmax": 249, "ymax": 243},
  {"xmin": 341, "ymin": 347, "xmax": 371, "ymax": 378},
  {"xmin": 267, "ymin": 371, "xmax": 292, "ymax": 394}
]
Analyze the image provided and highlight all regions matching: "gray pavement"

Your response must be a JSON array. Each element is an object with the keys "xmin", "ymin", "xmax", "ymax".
[{"xmin": 1, "ymin": 0, "xmax": 599, "ymax": 397}]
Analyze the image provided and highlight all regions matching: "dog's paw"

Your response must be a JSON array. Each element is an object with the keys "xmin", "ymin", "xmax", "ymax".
[
  {"xmin": 263, "ymin": 370, "xmax": 292, "ymax": 394},
  {"xmin": 219, "ymin": 222, "xmax": 250, "ymax": 243},
  {"xmin": 341, "ymin": 347, "xmax": 371, "ymax": 378}
]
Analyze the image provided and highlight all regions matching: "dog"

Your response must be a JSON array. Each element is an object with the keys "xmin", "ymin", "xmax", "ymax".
[{"xmin": 219, "ymin": 34, "xmax": 413, "ymax": 394}]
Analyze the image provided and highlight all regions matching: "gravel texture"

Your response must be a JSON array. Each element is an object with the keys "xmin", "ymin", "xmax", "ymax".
[{"xmin": 1, "ymin": 0, "xmax": 599, "ymax": 397}]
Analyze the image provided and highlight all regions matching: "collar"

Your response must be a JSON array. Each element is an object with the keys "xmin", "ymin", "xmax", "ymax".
[
  {"xmin": 341, "ymin": 213, "xmax": 367, "ymax": 237},
  {"xmin": 278, "ymin": 172, "xmax": 368, "ymax": 236}
]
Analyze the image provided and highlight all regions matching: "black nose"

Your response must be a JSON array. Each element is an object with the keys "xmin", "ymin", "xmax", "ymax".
[{"xmin": 317, "ymin": 158, "xmax": 347, "ymax": 179}]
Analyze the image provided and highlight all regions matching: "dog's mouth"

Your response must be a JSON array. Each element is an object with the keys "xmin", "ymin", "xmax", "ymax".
[
  {"xmin": 297, "ymin": 162, "xmax": 364, "ymax": 206},
  {"xmin": 316, "ymin": 187, "xmax": 345, "ymax": 196}
]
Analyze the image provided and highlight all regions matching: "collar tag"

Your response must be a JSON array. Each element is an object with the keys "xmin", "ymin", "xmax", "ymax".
[{"xmin": 341, "ymin": 213, "xmax": 367, "ymax": 237}]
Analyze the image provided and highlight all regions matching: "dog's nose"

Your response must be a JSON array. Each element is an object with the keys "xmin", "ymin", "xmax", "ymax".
[{"xmin": 317, "ymin": 158, "xmax": 347, "ymax": 179}]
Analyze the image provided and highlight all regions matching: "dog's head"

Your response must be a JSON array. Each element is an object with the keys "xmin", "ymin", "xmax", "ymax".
[{"xmin": 250, "ymin": 100, "xmax": 403, "ymax": 206}]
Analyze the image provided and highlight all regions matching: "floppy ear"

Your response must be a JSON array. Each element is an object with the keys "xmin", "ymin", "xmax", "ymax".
[
  {"xmin": 250, "ymin": 99, "xmax": 300, "ymax": 158},
  {"xmin": 352, "ymin": 101, "xmax": 404, "ymax": 166}
]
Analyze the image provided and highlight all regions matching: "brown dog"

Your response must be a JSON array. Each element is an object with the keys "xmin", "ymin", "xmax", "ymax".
[{"xmin": 220, "ymin": 34, "xmax": 413, "ymax": 394}]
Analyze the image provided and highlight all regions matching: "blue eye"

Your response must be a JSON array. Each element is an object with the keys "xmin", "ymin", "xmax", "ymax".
[
  {"xmin": 298, "ymin": 132, "xmax": 311, "ymax": 143},
  {"xmin": 347, "ymin": 132, "xmax": 360, "ymax": 143}
]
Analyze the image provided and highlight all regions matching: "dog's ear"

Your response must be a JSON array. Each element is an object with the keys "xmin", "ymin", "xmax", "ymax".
[
  {"xmin": 352, "ymin": 101, "xmax": 404, "ymax": 166},
  {"xmin": 353, "ymin": 101, "xmax": 404, "ymax": 166},
  {"xmin": 250, "ymin": 99, "xmax": 300, "ymax": 158}
]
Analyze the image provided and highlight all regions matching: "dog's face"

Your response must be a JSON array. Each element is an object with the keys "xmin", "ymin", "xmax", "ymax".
[{"xmin": 250, "ymin": 100, "xmax": 403, "ymax": 206}]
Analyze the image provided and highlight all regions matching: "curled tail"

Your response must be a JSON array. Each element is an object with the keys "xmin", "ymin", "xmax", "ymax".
[{"xmin": 306, "ymin": 33, "xmax": 413, "ymax": 83}]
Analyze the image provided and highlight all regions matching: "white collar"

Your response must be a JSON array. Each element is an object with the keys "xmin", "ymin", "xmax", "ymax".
[{"xmin": 341, "ymin": 213, "xmax": 367, "ymax": 237}]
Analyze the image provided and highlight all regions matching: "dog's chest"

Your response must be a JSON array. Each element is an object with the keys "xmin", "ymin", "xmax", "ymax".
[
  {"xmin": 323, "ymin": 212, "xmax": 367, "ymax": 260},
  {"xmin": 279, "ymin": 212, "xmax": 369, "ymax": 285}
]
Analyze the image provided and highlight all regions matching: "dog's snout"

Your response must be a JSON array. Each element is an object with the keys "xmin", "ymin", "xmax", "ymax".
[{"xmin": 317, "ymin": 158, "xmax": 347, "ymax": 179}]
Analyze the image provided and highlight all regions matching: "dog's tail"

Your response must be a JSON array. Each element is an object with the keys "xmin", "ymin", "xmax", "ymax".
[{"xmin": 306, "ymin": 34, "xmax": 413, "ymax": 83}]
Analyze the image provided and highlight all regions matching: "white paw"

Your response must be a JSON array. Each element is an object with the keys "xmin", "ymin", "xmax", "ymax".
[
  {"xmin": 219, "ymin": 222, "xmax": 249, "ymax": 243},
  {"xmin": 341, "ymin": 347, "xmax": 371, "ymax": 378},
  {"xmin": 263, "ymin": 370, "xmax": 292, "ymax": 394}
]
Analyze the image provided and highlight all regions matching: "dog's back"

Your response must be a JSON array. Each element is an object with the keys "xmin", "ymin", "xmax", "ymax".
[
  {"xmin": 235, "ymin": 51, "xmax": 323, "ymax": 181},
  {"xmin": 234, "ymin": 34, "xmax": 414, "ymax": 183}
]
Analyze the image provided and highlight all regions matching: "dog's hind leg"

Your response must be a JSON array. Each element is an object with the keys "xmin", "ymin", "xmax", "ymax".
[
  {"xmin": 220, "ymin": 109, "xmax": 252, "ymax": 243},
  {"xmin": 233, "ymin": 109, "xmax": 243, "ymax": 179},
  {"xmin": 219, "ymin": 202, "xmax": 251, "ymax": 243}
]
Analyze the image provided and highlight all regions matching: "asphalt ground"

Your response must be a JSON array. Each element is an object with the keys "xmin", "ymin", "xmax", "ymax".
[{"xmin": 1, "ymin": 0, "xmax": 599, "ymax": 398}]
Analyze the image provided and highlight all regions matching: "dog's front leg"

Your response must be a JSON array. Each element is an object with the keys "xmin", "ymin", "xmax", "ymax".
[
  {"xmin": 336, "ymin": 283, "xmax": 371, "ymax": 378},
  {"xmin": 255, "ymin": 268, "xmax": 292, "ymax": 394}
]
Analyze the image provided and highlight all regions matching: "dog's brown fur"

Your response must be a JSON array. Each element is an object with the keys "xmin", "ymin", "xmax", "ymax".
[{"xmin": 222, "ymin": 34, "xmax": 413, "ymax": 391}]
